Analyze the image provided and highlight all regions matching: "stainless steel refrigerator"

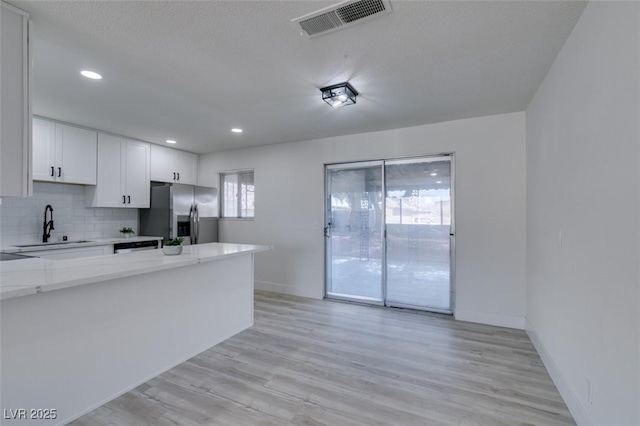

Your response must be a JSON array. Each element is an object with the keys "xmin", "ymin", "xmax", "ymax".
[{"xmin": 139, "ymin": 183, "xmax": 218, "ymax": 245}]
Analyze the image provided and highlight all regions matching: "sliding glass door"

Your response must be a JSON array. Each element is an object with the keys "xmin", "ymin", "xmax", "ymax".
[
  {"xmin": 384, "ymin": 158, "xmax": 452, "ymax": 311},
  {"xmin": 325, "ymin": 156, "xmax": 453, "ymax": 313},
  {"xmin": 325, "ymin": 162, "xmax": 384, "ymax": 303}
]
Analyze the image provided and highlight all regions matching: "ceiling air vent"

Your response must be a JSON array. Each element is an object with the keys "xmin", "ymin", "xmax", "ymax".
[{"xmin": 293, "ymin": 0, "xmax": 392, "ymax": 38}]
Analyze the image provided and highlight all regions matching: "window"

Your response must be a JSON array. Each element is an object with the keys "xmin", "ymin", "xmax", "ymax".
[{"xmin": 221, "ymin": 170, "xmax": 254, "ymax": 218}]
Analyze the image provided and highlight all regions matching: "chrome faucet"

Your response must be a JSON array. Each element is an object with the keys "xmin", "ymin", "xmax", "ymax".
[{"xmin": 43, "ymin": 204, "xmax": 54, "ymax": 243}]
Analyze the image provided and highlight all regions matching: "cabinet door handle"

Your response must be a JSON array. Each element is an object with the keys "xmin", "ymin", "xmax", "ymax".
[
  {"xmin": 58, "ymin": 167, "xmax": 61, "ymax": 177},
  {"xmin": 50, "ymin": 166, "xmax": 54, "ymax": 177},
  {"xmin": 173, "ymin": 172, "xmax": 176, "ymax": 180},
  {"xmin": 177, "ymin": 172, "xmax": 180, "ymax": 181},
  {"xmin": 127, "ymin": 195, "xmax": 131, "ymax": 204},
  {"xmin": 122, "ymin": 195, "xmax": 126, "ymax": 204}
]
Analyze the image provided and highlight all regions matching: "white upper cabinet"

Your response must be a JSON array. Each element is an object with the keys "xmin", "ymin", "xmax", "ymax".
[
  {"xmin": 32, "ymin": 119, "xmax": 56, "ymax": 181},
  {"xmin": 124, "ymin": 140, "xmax": 151, "ymax": 207},
  {"xmin": 92, "ymin": 133, "xmax": 123, "ymax": 207},
  {"xmin": 149, "ymin": 144, "xmax": 174, "ymax": 183},
  {"xmin": 33, "ymin": 118, "xmax": 97, "ymax": 185},
  {"xmin": 150, "ymin": 144, "xmax": 198, "ymax": 185},
  {"xmin": 56, "ymin": 124, "xmax": 98, "ymax": 184},
  {"xmin": 0, "ymin": 2, "xmax": 31, "ymax": 196},
  {"xmin": 173, "ymin": 149, "xmax": 198, "ymax": 185},
  {"xmin": 86, "ymin": 133, "xmax": 150, "ymax": 208}
]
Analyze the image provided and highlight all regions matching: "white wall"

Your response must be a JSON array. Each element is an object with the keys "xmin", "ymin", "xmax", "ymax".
[
  {"xmin": 200, "ymin": 112, "xmax": 527, "ymax": 329},
  {"xmin": 526, "ymin": 2, "xmax": 639, "ymax": 425},
  {"xmin": 0, "ymin": 182, "xmax": 138, "ymax": 246}
]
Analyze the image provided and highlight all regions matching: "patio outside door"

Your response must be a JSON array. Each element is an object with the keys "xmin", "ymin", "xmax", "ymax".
[
  {"xmin": 325, "ymin": 161, "xmax": 384, "ymax": 303},
  {"xmin": 325, "ymin": 155, "xmax": 453, "ymax": 313}
]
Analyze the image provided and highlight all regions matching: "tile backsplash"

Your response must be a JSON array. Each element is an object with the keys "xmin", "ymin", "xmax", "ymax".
[{"xmin": 0, "ymin": 182, "xmax": 138, "ymax": 246}]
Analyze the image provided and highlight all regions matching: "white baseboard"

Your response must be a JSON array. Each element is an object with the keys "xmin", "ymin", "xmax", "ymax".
[
  {"xmin": 525, "ymin": 319, "xmax": 592, "ymax": 426},
  {"xmin": 255, "ymin": 280, "xmax": 322, "ymax": 299},
  {"xmin": 454, "ymin": 308, "xmax": 525, "ymax": 329}
]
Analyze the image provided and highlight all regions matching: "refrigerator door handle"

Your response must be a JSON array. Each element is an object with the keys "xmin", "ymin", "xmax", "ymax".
[
  {"xmin": 188, "ymin": 204, "xmax": 194, "ymax": 244},
  {"xmin": 194, "ymin": 205, "xmax": 200, "ymax": 244}
]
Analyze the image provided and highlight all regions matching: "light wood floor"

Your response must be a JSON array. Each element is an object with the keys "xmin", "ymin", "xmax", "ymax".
[{"xmin": 72, "ymin": 291, "xmax": 574, "ymax": 425}]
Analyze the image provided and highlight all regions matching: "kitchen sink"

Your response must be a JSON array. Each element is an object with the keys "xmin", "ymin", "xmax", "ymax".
[
  {"xmin": 13, "ymin": 240, "xmax": 94, "ymax": 248},
  {"xmin": 0, "ymin": 252, "xmax": 36, "ymax": 261}
]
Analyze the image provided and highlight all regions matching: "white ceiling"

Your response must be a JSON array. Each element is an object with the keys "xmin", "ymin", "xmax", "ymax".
[{"xmin": 11, "ymin": 0, "xmax": 586, "ymax": 154}]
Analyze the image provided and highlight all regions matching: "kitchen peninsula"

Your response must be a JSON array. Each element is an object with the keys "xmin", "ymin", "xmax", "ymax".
[{"xmin": 1, "ymin": 243, "xmax": 271, "ymax": 425}]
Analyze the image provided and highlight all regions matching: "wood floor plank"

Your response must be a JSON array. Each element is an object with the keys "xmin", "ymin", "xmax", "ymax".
[{"xmin": 71, "ymin": 291, "xmax": 574, "ymax": 425}]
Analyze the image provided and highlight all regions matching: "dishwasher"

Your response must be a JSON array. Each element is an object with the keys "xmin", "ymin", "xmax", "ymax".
[{"xmin": 113, "ymin": 240, "xmax": 159, "ymax": 254}]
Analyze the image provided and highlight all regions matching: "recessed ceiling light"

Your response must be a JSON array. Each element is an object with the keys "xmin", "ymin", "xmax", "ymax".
[
  {"xmin": 80, "ymin": 70, "xmax": 102, "ymax": 80},
  {"xmin": 430, "ymin": 172, "xmax": 438, "ymax": 176},
  {"xmin": 166, "ymin": 140, "xmax": 177, "ymax": 144},
  {"xmin": 231, "ymin": 128, "xmax": 243, "ymax": 133},
  {"xmin": 436, "ymin": 180, "xmax": 442, "ymax": 184}
]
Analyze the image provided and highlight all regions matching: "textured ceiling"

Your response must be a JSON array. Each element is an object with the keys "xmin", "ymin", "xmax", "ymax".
[{"xmin": 11, "ymin": 0, "xmax": 586, "ymax": 154}]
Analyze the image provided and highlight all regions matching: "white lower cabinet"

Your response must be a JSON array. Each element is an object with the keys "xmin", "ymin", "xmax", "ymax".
[
  {"xmin": 28, "ymin": 245, "xmax": 112, "ymax": 260},
  {"xmin": 85, "ymin": 133, "xmax": 150, "ymax": 208}
]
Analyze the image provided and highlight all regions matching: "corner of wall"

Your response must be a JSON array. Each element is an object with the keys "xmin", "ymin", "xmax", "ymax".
[
  {"xmin": 455, "ymin": 309, "xmax": 525, "ymax": 330},
  {"xmin": 255, "ymin": 281, "xmax": 323, "ymax": 300},
  {"xmin": 525, "ymin": 319, "xmax": 593, "ymax": 426}
]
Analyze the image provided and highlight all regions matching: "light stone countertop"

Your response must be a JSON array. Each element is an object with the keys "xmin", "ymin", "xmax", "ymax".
[
  {"xmin": 0, "ymin": 242, "xmax": 272, "ymax": 301},
  {"xmin": 1, "ymin": 236, "xmax": 164, "ymax": 253}
]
